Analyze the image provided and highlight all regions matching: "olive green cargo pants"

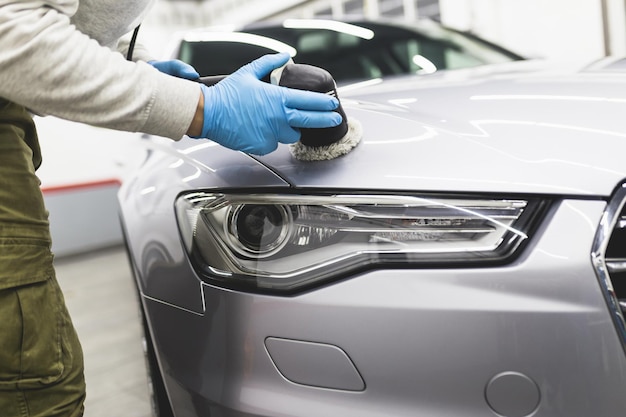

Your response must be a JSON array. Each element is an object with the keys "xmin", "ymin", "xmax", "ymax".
[{"xmin": 0, "ymin": 98, "xmax": 86, "ymax": 417}]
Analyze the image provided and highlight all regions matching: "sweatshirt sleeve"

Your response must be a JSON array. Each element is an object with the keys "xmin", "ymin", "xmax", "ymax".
[{"xmin": 0, "ymin": 0, "xmax": 201, "ymax": 140}]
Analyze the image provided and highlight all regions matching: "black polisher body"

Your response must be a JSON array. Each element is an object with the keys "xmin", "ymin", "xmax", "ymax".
[{"xmin": 276, "ymin": 64, "xmax": 349, "ymax": 147}]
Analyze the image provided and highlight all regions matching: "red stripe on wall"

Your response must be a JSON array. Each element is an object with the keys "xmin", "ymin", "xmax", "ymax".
[{"xmin": 41, "ymin": 178, "xmax": 122, "ymax": 194}]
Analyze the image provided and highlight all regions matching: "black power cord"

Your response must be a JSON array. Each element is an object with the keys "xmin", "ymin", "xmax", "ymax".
[
  {"xmin": 124, "ymin": 24, "xmax": 224, "ymax": 87},
  {"xmin": 126, "ymin": 25, "xmax": 141, "ymax": 61}
]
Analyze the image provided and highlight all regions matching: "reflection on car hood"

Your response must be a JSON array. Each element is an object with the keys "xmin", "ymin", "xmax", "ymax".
[
  {"xmin": 249, "ymin": 61, "xmax": 626, "ymax": 196},
  {"xmin": 170, "ymin": 61, "xmax": 626, "ymax": 197}
]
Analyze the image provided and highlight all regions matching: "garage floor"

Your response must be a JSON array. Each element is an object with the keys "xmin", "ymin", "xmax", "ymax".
[{"xmin": 54, "ymin": 246, "xmax": 153, "ymax": 417}]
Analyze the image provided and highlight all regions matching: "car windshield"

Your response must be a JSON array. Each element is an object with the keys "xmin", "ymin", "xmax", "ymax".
[{"xmin": 177, "ymin": 19, "xmax": 524, "ymax": 83}]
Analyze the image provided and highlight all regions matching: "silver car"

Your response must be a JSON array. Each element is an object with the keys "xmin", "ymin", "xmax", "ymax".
[
  {"xmin": 168, "ymin": 18, "xmax": 524, "ymax": 84},
  {"xmin": 118, "ymin": 31, "xmax": 626, "ymax": 417}
]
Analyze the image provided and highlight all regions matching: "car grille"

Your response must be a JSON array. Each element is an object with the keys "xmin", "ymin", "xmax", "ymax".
[
  {"xmin": 592, "ymin": 182, "xmax": 626, "ymax": 354},
  {"xmin": 606, "ymin": 215, "xmax": 626, "ymax": 314}
]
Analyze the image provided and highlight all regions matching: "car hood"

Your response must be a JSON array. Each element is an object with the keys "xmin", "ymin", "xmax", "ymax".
[
  {"xmin": 173, "ymin": 60, "xmax": 626, "ymax": 197},
  {"xmin": 248, "ymin": 60, "xmax": 626, "ymax": 197}
]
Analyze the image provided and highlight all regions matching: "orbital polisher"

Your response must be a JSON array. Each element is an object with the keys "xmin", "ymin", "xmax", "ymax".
[
  {"xmin": 270, "ymin": 62, "xmax": 362, "ymax": 161},
  {"xmin": 198, "ymin": 61, "xmax": 362, "ymax": 161}
]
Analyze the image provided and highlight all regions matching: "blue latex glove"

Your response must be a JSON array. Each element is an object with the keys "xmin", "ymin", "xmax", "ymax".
[
  {"xmin": 148, "ymin": 59, "xmax": 199, "ymax": 80},
  {"xmin": 196, "ymin": 52, "xmax": 342, "ymax": 155}
]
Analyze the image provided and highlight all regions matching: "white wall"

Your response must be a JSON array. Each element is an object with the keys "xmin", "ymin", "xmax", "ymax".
[
  {"xmin": 439, "ymin": 0, "xmax": 625, "ymax": 64},
  {"xmin": 34, "ymin": 117, "xmax": 148, "ymax": 257},
  {"xmin": 605, "ymin": 0, "xmax": 626, "ymax": 55},
  {"xmin": 141, "ymin": 0, "xmax": 626, "ymax": 63},
  {"xmin": 45, "ymin": 182, "xmax": 124, "ymax": 257}
]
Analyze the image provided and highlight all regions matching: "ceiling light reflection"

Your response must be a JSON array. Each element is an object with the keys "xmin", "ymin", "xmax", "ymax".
[
  {"xmin": 471, "ymin": 95, "xmax": 626, "ymax": 104},
  {"xmin": 337, "ymin": 78, "xmax": 383, "ymax": 93},
  {"xmin": 183, "ymin": 32, "xmax": 296, "ymax": 56},
  {"xmin": 388, "ymin": 98, "xmax": 418, "ymax": 108},
  {"xmin": 183, "ymin": 168, "xmax": 202, "ymax": 183},
  {"xmin": 140, "ymin": 186, "xmax": 156, "ymax": 195},
  {"xmin": 181, "ymin": 142, "xmax": 217, "ymax": 154},
  {"xmin": 169, "ymin": 159, "xmax": 184, "ymax": 169},
  {"xmin": 412, "ymin": 55, "xmax": 437, "ymax": 74},
  {"xmin": 283, "ymin": 19, "xmax": 374, "ymax": 40}
]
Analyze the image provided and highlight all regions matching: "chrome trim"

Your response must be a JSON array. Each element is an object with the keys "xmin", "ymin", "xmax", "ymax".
[
  {"xmin": 606, "ymin": 259, "xmax": 626, "ymax": 273},
  {"xmin": 591, "ymin": 183, "xmax": 626, "ymax": 355}
]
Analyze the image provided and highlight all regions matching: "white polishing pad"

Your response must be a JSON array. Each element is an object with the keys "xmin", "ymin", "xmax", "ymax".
[{"xmin": 290, "ymin": 118, "xmax": 363, "ymax": 161}]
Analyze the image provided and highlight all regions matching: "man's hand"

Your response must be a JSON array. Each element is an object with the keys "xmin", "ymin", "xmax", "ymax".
[{"xmin": 191, "ymin": 53, "xmax": 342, "ymax": 155}]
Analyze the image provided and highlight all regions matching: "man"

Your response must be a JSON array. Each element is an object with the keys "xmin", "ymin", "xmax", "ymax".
[{"xmin": 0, "ymin": 1, "xmax": 341, "ymax": 416}]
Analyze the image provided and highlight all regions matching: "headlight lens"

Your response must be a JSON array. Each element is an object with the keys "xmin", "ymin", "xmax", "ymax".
[
  {"xmin": 226, "ymin": 203, "xmax": 293, "ymax": 257},
  {"xmin": 176, "ymin": 192, "xmax": 547, "ymax": 293}
]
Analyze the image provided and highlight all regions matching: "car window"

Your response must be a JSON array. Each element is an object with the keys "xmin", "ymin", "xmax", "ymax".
[
  {"xmin": 177, "ymin": 20, "xmax": 523, "ymax": 82},
  {"xmin": 246, "ymin": 21, "xmax": 521, "ymax": 82},
  {"xmin": 178, "ymin": 40, "xmax": 278, "ymax": 76}
]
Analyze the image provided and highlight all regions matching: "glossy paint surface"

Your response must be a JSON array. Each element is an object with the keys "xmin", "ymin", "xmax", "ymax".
[
  {"xmin": 118, "ymin": 59, "xmax": 626, "ymax": 417},
  {"xmin": 163, "ymin": 60, "xmax": 626, "ymax": 196}
]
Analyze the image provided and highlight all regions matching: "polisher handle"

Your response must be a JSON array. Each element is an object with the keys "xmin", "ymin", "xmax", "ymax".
[
  {"xmin": 195, "ymin": 75, "xmax": 227, "ymax": 87},
  {"xmin": 271, "ymin": 63, "xmax": 349, "ymax": 147}
]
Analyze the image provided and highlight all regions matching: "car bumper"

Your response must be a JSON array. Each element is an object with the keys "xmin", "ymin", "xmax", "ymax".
[{"xmin": 141, "ymin": 198, "xmax": 626, "ymax": 417}]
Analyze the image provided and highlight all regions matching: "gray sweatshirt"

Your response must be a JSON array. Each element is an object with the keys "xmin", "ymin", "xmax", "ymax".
[{"xmin": 0, "ymin": 0, "xmax": 200, "ymax": 140}]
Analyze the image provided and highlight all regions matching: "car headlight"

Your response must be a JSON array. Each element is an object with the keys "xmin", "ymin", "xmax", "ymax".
[{"xmin": 176, "ymin": 192, "xmax": 548, "ymax": 294}]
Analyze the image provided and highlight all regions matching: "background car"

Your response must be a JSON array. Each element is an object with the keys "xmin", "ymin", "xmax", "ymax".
[
  {"xmin": 167, "ymin": 17, "xmax": 525, "ymax": 83},
  {"xmin": 119, "ymin": 19, "xmax": 626, "ymax": 417}
]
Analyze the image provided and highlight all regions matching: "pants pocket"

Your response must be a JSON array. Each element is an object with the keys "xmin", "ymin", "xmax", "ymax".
[
  {"xmin": 0, "ymin": 277, "xmax": 66, "ymax": 389},
  {"xmin": 0, "ymin": 238, "xmax": 53, "ymax": 290}
]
